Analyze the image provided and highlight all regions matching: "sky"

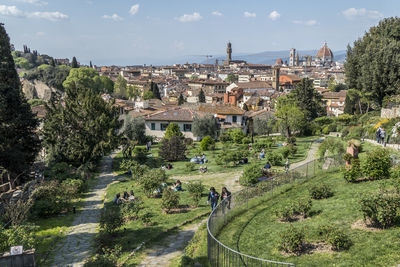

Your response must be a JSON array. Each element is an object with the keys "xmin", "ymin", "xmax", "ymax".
[{"xmin": 0, "ymin": 0, "xmax": 397, "ymax": 65}]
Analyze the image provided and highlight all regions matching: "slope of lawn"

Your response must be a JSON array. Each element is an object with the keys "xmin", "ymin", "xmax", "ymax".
[{"xmin": 216, "ymin": 169, "xmax": 400, "ymax": 267}]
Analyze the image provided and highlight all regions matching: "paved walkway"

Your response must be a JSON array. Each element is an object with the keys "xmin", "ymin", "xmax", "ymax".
[
  {"xmin": 51, "ymin": 153, "xmax": 117, "ymax": 267},
  {"xmin": 290, "ymin": 138, "xmax": 324, "ymax": 169},
  {"xmin": 137, "ymin": 221, "xmax": 204, "ymax": 267},
  {"xmin": 364, "ymin": 138, "xmax": 400, "ymax": 150}
]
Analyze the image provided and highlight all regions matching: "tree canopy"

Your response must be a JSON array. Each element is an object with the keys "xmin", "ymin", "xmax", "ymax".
[
  {"xmin": 192, "ymin": 115, "xmax": 218, "ymax": 139},
  {"xmin": 114, "ymin": 75, "xmax": 127, "ymax": 98},
  {"xmin": 345, "ymin": 17, "xmax": 400, "ymax": 108},
  {"xmin": 198, "ymin": 89, "xmax": 206, "ymax": 103},
  {"xmin": 275, "ymin": 97, "xmax": 306, "ymax": 137},
  {"xmin": 164, "ymin": 123, "xmax": 183, "ymax": 140},
  {"xmin": 0, "ymin": 23, "xmax": 40, "ymax": 182},
  {"xmin": 63, "ymin": 67, "xmax": 110, "ymax": 94}
]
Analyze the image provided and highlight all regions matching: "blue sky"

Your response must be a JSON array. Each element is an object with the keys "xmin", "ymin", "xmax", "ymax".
[{"xmin": 0, "ymin": 0, "xmax": 397, "ymax": 65}]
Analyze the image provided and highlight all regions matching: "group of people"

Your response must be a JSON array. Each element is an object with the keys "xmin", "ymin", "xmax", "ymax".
[
  {"xmin": 113, "ymin": 190, "xmax": 135, "ymax": 204},
  {"xmin": 376, "ymin": 126, "xmax": 386, "ymax": 144},
  {"xmin": 207, "ymin": 187, "xmax": 231, "ymax": 212}
]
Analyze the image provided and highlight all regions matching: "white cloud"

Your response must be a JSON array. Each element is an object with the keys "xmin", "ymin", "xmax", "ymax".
[
  {"xmin": 293, "ymin": 19, "xmax": 317, "ymax": 26},
  {"xmin": 177, "ymin": 12, "xmax": 202, "ymax": 22},
  {"xmin": 269, "ymin": 10, "xmax": 280, "ymax": 21},
  {"xmin": 14, "ymin": 0, "xmax": 47, "ymax": 6},
  {"xmin": 244, "ymin": 11, "xmax": 256, "ymax": 18},
  {"xmin": 28, "ymin": 11, "xmax": 68, "ymax": 21},
  {"xmin": 0, "ymin": 4, "xmax": 68, "ymax": 21},
  {"xmin": 212, "ymin": 11, "xmax": 223, "ymax": 16},
  {"xmin": 0, "ymin": 5, "xmax": 24, "ymax": 17},
  {"xmin": 129, "ymin": 4, "xmax": 139, "ymax": 15},
  {"xmin": 103, "ymin": 14, "xmax": 123, "ymax": 21},
  {"xmin": 342, "ymin": 8, "xmax": 383, "ymax": 20}
]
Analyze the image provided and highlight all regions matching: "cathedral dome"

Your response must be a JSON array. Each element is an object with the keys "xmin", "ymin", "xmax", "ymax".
[
  {"xmin": 316, "ymin": 42, "xmax": 333, "ymax": 58},
  {"xmin": 275, "ymin": 58, "xmax": 283, "ymax": 65}
]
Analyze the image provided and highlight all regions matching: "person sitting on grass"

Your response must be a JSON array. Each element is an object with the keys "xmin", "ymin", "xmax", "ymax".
[
  {"xmin": 171, "ymin": 180, "xmax": 182, "ymax": 191},
  {"xmin": 128, "ymin": 190, "xmax": 135, "ymax": 201},
  {"xmin": 123, "ymin": 191, "xmax": 129, "ymax": 200},
  {"xmin": 113, "ymin": 193, "xmax": 122, "ymax": 204}
]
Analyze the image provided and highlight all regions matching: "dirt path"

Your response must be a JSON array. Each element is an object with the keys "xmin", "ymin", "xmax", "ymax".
[
  {"xmin": 51, "ymin": 152, "xmax": 118, "ymax": 267},
  {"xmin": 290, "ymin": 138, "xmax": 324, "ymax": 169}
]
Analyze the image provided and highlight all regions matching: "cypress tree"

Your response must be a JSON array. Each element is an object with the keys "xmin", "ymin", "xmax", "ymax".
[
  {"xmin": 150, "ymin": 82, "xmax": 161, "ymax": 100},
  {"xmin": 243, "ymin": 103, "xmax": 249, "ymax": 111},
  {"xmin": 178, "ymin": 93, "xmax": 185, "ymax": 105},
  {"xmin": 89, "ymin": 61, "xmax": 93, "ymax": 68},
  {"xmin": 71, "ymin": 56, "xmax": 78, "ymax": 68},
  {"xmin": 0, "ymin": 23, "xmax": 40, "ymax": 184},
  {"xmin": 198, "ymin": 89, "xmax": 206, "ymax": 103},
  {"xmin": 50, "ymin": 58, "xmax": 56, "ymax": 67}
]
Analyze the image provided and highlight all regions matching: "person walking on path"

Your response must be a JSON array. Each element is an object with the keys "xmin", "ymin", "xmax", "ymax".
[
  {"xmin": 220, "ymin": 187, "xmax": 231, "ymax": 213},
  {"xmin": 380, "ymin": 128, "xmax": 386, "ymax": 146},
  {"xmin": 207, "ymin": 187, "xmax": 220, "ymax": 211},
  {"xmin": 284, "ymin": 159, "xmax": 290, "ymax": 173},
  {"xmin": 376, "ymin": 126, "xmax": 382, "ymax": 143}
]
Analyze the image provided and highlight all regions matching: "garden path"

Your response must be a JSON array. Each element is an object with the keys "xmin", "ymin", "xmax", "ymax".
[
  {"xmin": 290, "ymin": 138, "xmax": 324, "ymax": 169},
  {"xmin": 50, "ymin": 152, "xmax": 118, "ymax": 267}
]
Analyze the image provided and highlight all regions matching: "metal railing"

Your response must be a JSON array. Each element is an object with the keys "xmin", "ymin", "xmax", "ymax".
[{"xmin": 207, "ymin": 155, "xmax": 344, "ymax": 267}]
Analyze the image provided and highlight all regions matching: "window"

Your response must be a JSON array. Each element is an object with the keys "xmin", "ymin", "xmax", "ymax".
[
  {"xmin": 183, "ymin": 124, "xmax": 192, "ymax": 132},
  {"xmin": 151, "ymin": 123, "xmax": 155, "ymax": 130},
  {"xmin": 232, "ymin": 115, "xmax": 237, "ymax": 123},
  {"xmin": 160, "ymin": 123, "xmax": 169, "ymax": 131}
]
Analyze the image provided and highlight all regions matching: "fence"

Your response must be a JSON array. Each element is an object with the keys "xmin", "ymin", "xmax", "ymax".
[{"xmin": 207, "ymin": 155, "xmax": 344, "ymax": 267}]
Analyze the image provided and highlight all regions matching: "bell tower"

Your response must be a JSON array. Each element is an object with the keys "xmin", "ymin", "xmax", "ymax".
[{"xmin": 227, "ymin": 41, "xmax": 232, "ymax": 61}]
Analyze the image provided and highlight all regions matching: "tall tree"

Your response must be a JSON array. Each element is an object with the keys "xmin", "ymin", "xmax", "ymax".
[
  {"xmin": 192, "ymin": 115, "xmax": 218, "ymax": 139},
  {"xmin": 89, "ymin": 61, "xmax": 93, "ymax": 68},
  {"xmin": 178, "ymin": 93, "xmax": 185, "ymax": 105},
  {"xmin": 164, "ymin": 123, "xmax": 183, "ymax": 140},
  {"xmin": 345, "ymin": 17, "xmax": 400, "ymax": 107},
  {"xmin": 275, "ymin": 97, "xmax": 305, "ymax": 137},
  {"xmin": 198, "ymin": 89, "xmax": 206, "ymax": 103},
  {"xmin": 127, "ymin": 85, "xmax": 141, "ymax": 101},
  {"xmin": 71, "ymin": 56, "xmax": 78, "ymax": 68},
  {"xmin": 0, "ymin": 23, "xmax": 40, "ymax": 185},
  {"xmin": 289, "ymin": 78, "xmax": 326, "ymax": 121},
  {"xmin": 42, "ymin": 81, "xmax": 120, "ymax": 166},
  {"xmin": 114, "ymin": 75, "xmax": 127, "ymax": 99},
  {"xmin": 225, "ymin": 74, "xmax": 238, "ymax": 83},
  {"xmin": 50, "ymin": 58, "xmax": 56, "ymax": 67},
  {"xmin": 63, "ymin": 67, "xmax": 103, "ymax": 94},
  {"xmin": 150, "ymin": 81, "xmax": 161, "ymax": 100}
]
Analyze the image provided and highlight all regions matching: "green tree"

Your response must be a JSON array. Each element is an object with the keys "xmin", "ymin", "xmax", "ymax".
[
  {"xmin": 253, "ymin": 114, "xmax": 276, "ymax": 136},
  {"xmin": 242, "ymin": 103, "xmax": 249, "ymax": 111},
  {"xmin": 127, "ymin": 85, "xmax": 141, "ymax": 101},
  {"xmin": 99, "ymin": 76, "xmax": 114, "ymax": 94},
  {"xmin": 121, "ymin": 117, "xmax": 147, "ymax": 145},
  {"xmin": 289, "ymin": 78, "xmax": 326, "ymax": 120},
  {"xmin": 149, "ymin": 81, "xmax": 161, "ymax": 100},
  {"xmin": 0, "ymin": 23, "xmax": 40, "ymax": 185},
  {"xmin": 225, "ymin": 74, "xmax": 238, "ymax": 83},
  {"xmin": 345, "ymin": 17, "xmax": 400, "ymax": 107},
  {"xmin": 192, "ymin": 115, "xmax": 218, "ymax": 139},
  {"xmin": 42, "ymin": 74, "xmax": 120, "ymax": 166},
  {"xmin": 114, "ymin": 75, "xmax": 127, "ymax": 98},
  {"xmin": 159, "ymin": 137, "xmax": 186, "ymax": 161},
  {"xmin": 50, "ymin": 58, "xmax": 56, "ymax": 67},
  {"xmin": 164, "ymin": 123, "xmax": 183, "ymax": 139},
  {"xmin": 198, "ymin": 89, "xmax": 206, "ymax": 103},
  {"xmin": 178, "ymin": 93, "xmax": 185, "ymax": 105},
  {"xmin": 143, "ymin": 91, "xmax": 154, "ymax": 100},
  {"xmin": 275, "ymin": 97, "xmax": 306, "ymax": 137},
  {"xmin": 327, "ymin": 77, "xmax": 336, "ymax": 91},
  {"xmin": 71, "ymin": 56, "xmax": 78, "ymax": 68},
  {"xmin": 62, "ymin": 67, "xmax": 103, "ymax": 94}
]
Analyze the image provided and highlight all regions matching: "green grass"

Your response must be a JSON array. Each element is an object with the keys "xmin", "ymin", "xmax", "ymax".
[
  {"xmin": 105, "ymin": 177, "xmax": 210, "ymax": 265},
  {"xmin": 216, "ymin": 169, "xmax": 400, "ymax": 266}
]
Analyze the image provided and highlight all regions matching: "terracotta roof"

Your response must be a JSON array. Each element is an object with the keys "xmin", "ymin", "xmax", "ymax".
[
  {"xmin": 197, "ymin": 104, "xmax": 245, "ymax": 115},
  {"xmin": 237, "ymin": 81, "xmax": 273, "ymax": 89},
  {"xmin": 145, "ymin": 108, "xmax": 194, "ymax": 122},
  {"xmin": 316, "ymin": 42, "xmax": 333, "ymax": 58}
]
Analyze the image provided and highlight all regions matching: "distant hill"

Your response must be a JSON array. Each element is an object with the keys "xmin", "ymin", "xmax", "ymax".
[{"xmin": 169, "ymin": 50, "xmax": 347, "ymax": 65}]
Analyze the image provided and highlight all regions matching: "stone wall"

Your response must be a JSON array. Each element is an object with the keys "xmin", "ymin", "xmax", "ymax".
[
  {"xmin": 381, "ymin": 107, "xmax": 400, "ymax": 119},
  {"xmin": 21, "ymin": 79, "xmax": 61, "ymax": 101}
]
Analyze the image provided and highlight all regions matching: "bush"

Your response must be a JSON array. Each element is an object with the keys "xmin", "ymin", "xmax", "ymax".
[
  {"xmin": 239, "ymin": 163, "xmax": 263, "ymax": 186},
  {"xmin": 140, "ymin": 210, "xmax": 154, "ymax": 226},
  {"xmin": 362, "ymin": 148, "xmax": 392, "ymax": 180},
  {"xmin": 187, "ymin": 181, "xmax": 205, "ymax": 206},
  {"xmin": 343, "ymin": 158, "xmax": 361, "ymax": 182},
  {"xmin": 215, "ymin": 150, "xmax": 243, "ymax": 167},
  {"xmin": 229, "ymin": 129, "xmax": 245, "ymax": 144},
  {"xmin": 287, "ymin": 136, "xmax": 296, "ymax": 144},
  {"xmin": 84, "ymin": 245, "xmax": 121, "ymax": 267},
  {"xmin": 275, "ymin": 199, "xmax": 312, "ymax": 221},
  {"xmin": 281, "ymin": 147, "xmax": 290, "ymax": 159},
  {"xmin": 279, "ymin": 225, "xmax": 305, "ymax": 254},
  {"xmin": 241, "ymin": 137, "xmax": 251, "ymax": 144},
  {"xmin": 133, "ymin": 147, "xmax": 148, "ymax": 164},
  {"xmin": 343, "ymin": 153, "xmax": 353, "ymax": 162},
  {"xmin": 360, "ymin": 192, "xmax": 400, "ymax": 228},
  {"xmin": 159, "ymin": 136, "xmax": 187, "ymax": 161},
  {"xmin": 319, "ymin": 225, "xmax": 352, "ymax": 251},
  {"xmin": 184, "ymin": 138, "xmax": 193, "ymax": 147},
  {"xmin": 275, "ymin": 205, "xmax": 295, "ymax": 221},
  {"xmin": 161, "ymin": 189, "xmax": 180, "ymax": 213},
  {"xmin": 0, "ymin": 224, "xmax": 39, "ymax": 254},
  {"xmin": 253, "ymin": 139, "xmax": 274, "ymax": 151},
  {"xmin": 309, "ymin": 184, "xmax": 334, "ymax": 199},
  {"xmin": 120, "ymin": 200, "xmax": 144, "ymax": 221},
  {"xmin": 200, "ymin": 136, "xmax": 215, "ymax": 151},
  {"xmin": 219, "ymin": 131, "xmax": 231, "ymax": 143},
  {"xmin": 43, "ymin": 162, "xmax": 77, "ymax": 181},
  {"xmin": 266, "ymin": 152, "xmax": 283, "ymax": 166},
  {"xmin": 185, "ymin": 162, "xmax": 196, "ymax": 172},
  {"xmin": 318, "ymin": 137, "xmax": 345, "ymax": 158},
  {"xmin": 140, "ymin": 169, "xmax": 167, "ymax": 197},
  {"xmin": 62, "ymin": 178, "xmax": 88, "ymax": 195},
  {"xmin": 99, "ymin": 208, "xmax": 123, "ymax": 234},
  {"xmin": 295, "ymin": 198, "xmax": 312, "ymax": 218}
]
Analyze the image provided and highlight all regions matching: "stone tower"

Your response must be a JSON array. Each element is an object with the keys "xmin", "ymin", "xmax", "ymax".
[
  {"xmin": 273, "ymin": 67, "xmax": 280, "ymax": 91},
  {"xmin": 289, "ymin": 48, "xmax": 296, "ymax": 66},
  {"xmin": 227, "ymin": 41, "xmax": 232, "ymax": 61}
]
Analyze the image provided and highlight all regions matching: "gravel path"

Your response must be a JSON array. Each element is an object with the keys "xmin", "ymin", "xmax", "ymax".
[
  {"xmin": 50, "ymin": 153, "xmax": 117, "ymax": 267},
  {"xmin": 290, "ymin": 138, "xmax": 324, "ymax": 169}
]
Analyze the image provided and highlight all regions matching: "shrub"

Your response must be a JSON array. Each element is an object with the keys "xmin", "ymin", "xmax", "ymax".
[
  {"xmin": 200, "ymin": 136, "xmax": 215, "ymax": 151},
  {"xmin": 133, "ymin": 147, "xmax": 148, "ymax": 164},
  {"xmin": 215, "ymin": 150, "xmax": 243, "ymax": 167},
  {"xmin": 241, "ymin": 137, "xmax": 251, "ymax": 144},
  {"xmin": 362, "ymin": 148, "xmax": 392, "ymax": 180},
  {"xmin": 295, "ymin": 198, "xmax": 312, "ymax": 218},
  {"xmin": 219, "ymin": 131, "xmax": 231, "ymax": 143},
  {"xmin": 287, "ymin": 136, "xmax": 296, "ymax": 144},
  {"xmin": 343, "ymin": 158, "xmax": 361, "ymax": 182},
  {"xmin": 62, "ymin": 178, "xmax": 88, "ymax": 195},
  {"xmin": 0, "ymin": 224, "xmax": 39, "ymax": 254},
  {"xmin": 240, "ymin": 163, "xmax": 263, "ymax": 186},
  {"xmin": 360, "ymin": 192, "xmax": 400, "ymax": 228},
  {"xmin": 84, "ymin": 245, "xmax": 121, "ymax": 267},
  {"xmin": 287, "ymin": 144, "xmax": 297, "ymax": 156},
  {"xmin": 343, "ymin": 153, "xmax": 353, "ymax": 162},
  {"xmin": 318, "ymin": 137, "xmax": 345, "ymax": 158},
  {"xmin": 184, "ymin": 138, "xmax": 193, "ymax": 147},
  {"xmin": 120, "ymin": 200, "xmax": 144, "ymax": 220},
  {"xmin": 140, "ymin": 211, "xmax": 153, "ymax": 226},
  {"xmin": 309, "ymin": 184, "xmax": 334, "ymax": 199},
  {"xmin": 140, "ymin": 169, "xmax": 167, "ymax": 197},
  {"xmin": 159, "ymin": 136, "xmax": 187, "ymax": 161},
  {"xmin": 187, "ymin": 181, "xmax": 205, "ymax": 206},
  {"xmin": 281, "ymin": 147, "xmax": 290, "ymax": 159},
  {"xmin": 161, "ymin": 189, "xmax": 180, "ymax": 213},
  {"xmin": 319, "ymin": 225, "xmax": 352, "ymax": 251},
  {"xmin": 279, "ymin": 225, "xmax": 305, "ymax": 254},
  {"xmin": 43, "ymin": 162, "xmax": 77, "ymax": 181},
  {"xmin": 99, "ymin": 208, "xmax": 123, "ymax": 234},
  {"xmin": 275, "ymin": 205, "xmax": 295, "ymax": 221},
  {"xmin": 266, "ymin": 152, "xmax": 283, "ymax": 166},
  {"xmin": 275, "ymin": 199, "xmax": 312, "ymax": 221},
  {"xmin": 185, "ymin": 162, "xmax": 197, "ymax": 172},
  {"xmin": 229, "ymin": 129, "xmax": 245, "ymax": 144}
]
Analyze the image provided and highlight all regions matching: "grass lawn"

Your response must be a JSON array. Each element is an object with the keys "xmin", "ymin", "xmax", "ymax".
[
  {"xmin": 105, "ymin": 177, "xmax": 211, "ymax": 265},
  {"xmin": 216, "ymin": 169, "xmax": 400, "ymax": 266}
]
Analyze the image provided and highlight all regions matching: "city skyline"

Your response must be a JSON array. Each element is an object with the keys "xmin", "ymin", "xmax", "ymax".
[{"xmin": 0, "ymin": 0, "xmax": 396, "ymax": 65}]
